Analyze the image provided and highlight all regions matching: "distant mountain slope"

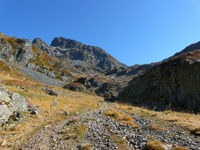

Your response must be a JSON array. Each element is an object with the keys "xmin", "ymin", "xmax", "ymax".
[
  {"xmin": 171, "ymin": 41, "xmax": 200, "ymax": 58},
  {"xmin": 0, "ymin": 32, "xmax": 129, "ymax": 96},
  {"xmin": 118, "ymin": 49, "xmax": 200, "ymax": 112},
  {"xmin": 33, "ymin": 37, "xmax": 126, "ymax": 73}
]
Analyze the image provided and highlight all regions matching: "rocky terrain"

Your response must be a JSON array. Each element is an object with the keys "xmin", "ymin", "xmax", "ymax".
[
  {"xmin": 118, "ymin": 48, "xmax": 200, "ymax": 112},
  {"xmin": 20, "ymin": 102, "xmax": 200, "ymax": 150},
  {"xmin": 33, "ymin": 37, "xmax": 126, "ymax": 74},
  {"xmin": 0, "ymin": 85, "xmax": 34, "ymax": 124},
  {"xmin": 1, "ymin": 32, "xmax": 200, "ymax": 150}
]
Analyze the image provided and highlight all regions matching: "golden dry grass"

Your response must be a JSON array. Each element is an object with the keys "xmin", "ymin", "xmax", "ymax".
[
  {"xmin": 148, "ymin": 124, "xmax": 167, "ymax": 132},
  {"xmin": 147, "ymin": 139, "xmax": 188, "ymax": 150},
  {"xmin": 173, "ymin": 147, "xmax": 189, "ymax": 150},
  {"xmin": 80, "ymin": 144, "xmax": 92, "ymax": 150},
  {"xmin": 104, "ymin": 109, "xmax": 138, "ymax": 128},
  {"xmin": 0, "ymin": 72, "xmax": 103, "ymax": 150},
  {"xmin": 114, "ymin": 102, "xmax": 200, "ymax": 133},
  {"xmin": 61, "ymin": 124, "xmax": 87, "ymax": 140},
  {"xmin": 147, "ymin": 139, "xmax": 166, "ymax": 150}
]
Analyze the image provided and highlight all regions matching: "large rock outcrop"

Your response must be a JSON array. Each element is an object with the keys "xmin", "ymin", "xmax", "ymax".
[
  {"xmin": 0, "ymin": 85, "xmax": 30, "ymax": 123},
  {"xmin": 118, "ymin": 50, "xmax": 200, "ymax": 112},
  {"xmin": 0, "ymin": 35, "xmax": 33, "ymax": 66}
]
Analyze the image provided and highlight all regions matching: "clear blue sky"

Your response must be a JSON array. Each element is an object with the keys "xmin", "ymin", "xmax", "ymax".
[{"xmin": 1, "ymin": 0, "xmax": 200, "ymax": 66}]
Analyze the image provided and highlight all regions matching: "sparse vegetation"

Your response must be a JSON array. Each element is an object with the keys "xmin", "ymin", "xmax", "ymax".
[
  {"xmin": 148, "ymin": 124, "xmax": 167, "ymax": 132},
  {"xmin": 61, "ymin": 124, "xmax": 87, "ymax": 139},
  {"xmin": 104, "ymin": 109, "xmax": 138, "ymax": 128},
  {"xmin": 0, "ymin": 69, "xmax": 103, "ymax": 149},
  {"xmin": 147, "ymin": 139, "xmax": 188, "ymax": 150},
  {"xmin": 114, "ymin": 102, "xmax": 200, "ymax": 133},
  {"xmin": 147, "ymin": 139, "xmax": 167, "ymax": 150},
  {"xmin": 80, "ymin": 144, "xmax": 92, "ymax": 150}
]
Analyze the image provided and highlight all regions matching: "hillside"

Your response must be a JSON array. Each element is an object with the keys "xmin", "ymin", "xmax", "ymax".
[
  {"xmin": 118, "ymin": 44, "xmax": 200, "ymax": 112},
  {"xmin": 0, "ymin": 60, "xmax": 199, "ymax": 150},
  {"xmin": 1, "ymin": 32, "xmax": 200, "ymax": 150}
]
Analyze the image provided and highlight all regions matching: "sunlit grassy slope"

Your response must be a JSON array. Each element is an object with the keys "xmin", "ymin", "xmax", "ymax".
[
  {"xmin": 0, "ymin": 57, "xmax": 200, "ymax": 149},
  {"xmin": 0, "ymin": 62, "xmax": 102, "ymax": 149},
  {"xmin": 114, "ymin": 102, "xmax": 200, "ymax": 135}
]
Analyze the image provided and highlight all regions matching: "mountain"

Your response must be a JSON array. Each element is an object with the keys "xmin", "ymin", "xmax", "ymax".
[
  {"xmin": 172, "ymin": 41, "xmax": 200, "ymax": 57},
  {"xmin": 33, "ymin": 37, "xmax": 126, "ymax": 74},
  {"xmin": 118, "ymin": 45, "xmax": 200, "ymax": 112},
  {"xmin": 2, "ymin": 32, "xmax": 200, "ymax": 112},
  {"xmin": 1, "ymin": 32, "xmax": 200, "ymax": 150},
  {"xmin": 0, "ymin": 33, "xmax": 129, "ymax": 98}
]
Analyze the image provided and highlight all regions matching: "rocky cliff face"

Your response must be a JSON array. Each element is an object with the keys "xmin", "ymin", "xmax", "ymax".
[
  {"xmin": 33, "ymin": 37, "xmax": 126, "ymax": 73},
  {"xmin": 0, "ymin": 35, "xmax": 33, "ymax": 66},
  {"xmin": 118, "ymin": 49, "xmax": 200, "ymax": 112},
  {"xmin": 0, "ymin": 33, "xmax": 128, "ymax": 91}
]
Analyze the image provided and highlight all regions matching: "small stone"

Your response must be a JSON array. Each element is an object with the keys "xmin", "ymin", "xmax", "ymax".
[
  {"xmin": 1, "ymin": 140, "xmax": 6, "ymax": 146},
  {"xmin": 42, "ymin": 88, "xmax": 59, "ymax": 96},
  {"xmin": 45, "ymin": 125, "xmax": 50, "ymax": 129},
  {"xmin": 63, "ymin": 111, "xmax": 70, "ymax": 116}
]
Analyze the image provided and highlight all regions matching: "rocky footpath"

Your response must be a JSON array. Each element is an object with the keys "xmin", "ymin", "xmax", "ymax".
[{"xmin": 20, "ymin": 102, "xmax": 200, "ymax": 150}]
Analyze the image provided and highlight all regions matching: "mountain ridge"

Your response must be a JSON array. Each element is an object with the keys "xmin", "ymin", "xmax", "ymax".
[
  {"xmin": 1, "ymin": 32, "xmax": 200, "ymax": 149},
  {"xmin": 2, "ymin": 32, "xmax": 200, "ymax": 112}
]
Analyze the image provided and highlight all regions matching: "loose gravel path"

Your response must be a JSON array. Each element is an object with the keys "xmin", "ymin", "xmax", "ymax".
[{"xmin": 20, "ymin": 102, "xmax": 200, "ymax": 150}]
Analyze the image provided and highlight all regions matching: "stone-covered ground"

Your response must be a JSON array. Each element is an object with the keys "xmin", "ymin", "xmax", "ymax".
[{"xmin": 20, "ymin": 102, "xmax": 200, "ymax": 150}]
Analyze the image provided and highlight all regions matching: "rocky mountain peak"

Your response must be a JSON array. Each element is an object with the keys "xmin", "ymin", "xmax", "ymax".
[
  {"xmin": 32, "ymin": 36, "xmax": 127, "ymax": 73},
  {"xmin": 32, "ymin": 38, "xmax": 53, "ymax": 55},
  {"xmin": 172, "ymin": 41, "xmax": 200, "ymax": 57},
  {"xmin": 50, "ymin": 37, "xmax": 84, "ymax": 49},
  {"xmin": 32, "ymin": 38, "xmax": 48, "ymax": 49}
]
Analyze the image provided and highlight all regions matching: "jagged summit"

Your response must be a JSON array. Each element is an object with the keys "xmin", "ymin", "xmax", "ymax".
[
  {"xmin": 172, "ymin": 41, "xmax": 200, "ymax": 57},
  {"xmin": 33, "ymin": 36, "xmax": 126, "ymax": 73},
  {"xmin": 51, "ymin": 37, "xmax": 85, "ymax": 49},
  {"xmin": 32, "ymin": 38, "xmax": 48, "ymax": 48}
]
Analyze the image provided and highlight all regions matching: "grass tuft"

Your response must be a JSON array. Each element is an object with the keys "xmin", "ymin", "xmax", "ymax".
[
  {"xmin": 80, "ymin": 144, "xmax": 92, "ymax": 150},
  {"xmin": 104, "ymin": 109, "xmax": 138, "ymax": 128},
  {"xmin": 148, "ymin": 124, "xmax": 167, "ymax": 132}
]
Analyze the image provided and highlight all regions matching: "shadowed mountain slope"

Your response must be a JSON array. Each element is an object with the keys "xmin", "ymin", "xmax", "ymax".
[{"xmin": 118, "ymin": 49, "xmax": 200, "ymax": 112}]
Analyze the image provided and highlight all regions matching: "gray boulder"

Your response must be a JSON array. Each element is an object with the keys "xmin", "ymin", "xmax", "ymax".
[
  {"xmin": 42, "ymin": 88, "xmax": 59, "ymax": 96},
  {"xmin": 0, "ymin": 105, "xmax": 12, "ymax": 123},
  {"xmin": 11, "ymin": 93, "xmax": 28, "ymax": 112},
  {"xmin": 0, "ymin": 86, "xmax": 30, "ymax": 124},
  {"xmin": 48, "ymin": 71, "xmax": 56, "ymax": 79}
]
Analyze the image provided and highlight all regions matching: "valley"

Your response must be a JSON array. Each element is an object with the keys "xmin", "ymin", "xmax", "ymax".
[{"xmin": 0, "ymin": 32, "xmax": 200, "ymax": 150}]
